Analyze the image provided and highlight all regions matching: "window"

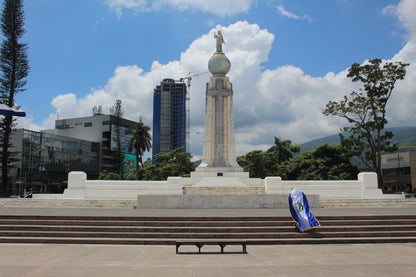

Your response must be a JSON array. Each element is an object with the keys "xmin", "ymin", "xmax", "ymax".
[{"xmin": 84, "ymin": 122, "xmax": 92, "ymax": 127}]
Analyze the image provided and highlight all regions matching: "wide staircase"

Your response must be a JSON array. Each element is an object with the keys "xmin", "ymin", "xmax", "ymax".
[{"xmin": 1, "ymin": 214, "xmax": 416, "ymax": 245}]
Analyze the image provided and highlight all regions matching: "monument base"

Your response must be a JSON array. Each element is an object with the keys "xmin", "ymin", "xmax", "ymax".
[
  {"xmin": 189, "ymin": 168, "xmax": 262, "ymax": 187},
  {"xmin": 62, "ymin": 171, "xmax": 384, "ymax": 200},
  {"xmin": 194, "ymin": 166, "xmax": 244, "ymax": 173},
  {"xmin": 183, "ymin": 186, "xmax": 265, "ymax": 195},
  {"xmin": 137, "ymin": 194, "xmax": 320, "ymax": 209}
]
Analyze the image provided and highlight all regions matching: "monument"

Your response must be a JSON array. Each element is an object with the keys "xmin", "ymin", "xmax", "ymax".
[
  {"xmin": 61, "ymin": 30, "xmax": 383, "ymax": 206},
  {"xmin": 186, "ymin": 30, "xmax": 262, "ymax": 190},
  {"xmin": 197, "ymin": 31, "xmax": 242, "ymax": 172}
]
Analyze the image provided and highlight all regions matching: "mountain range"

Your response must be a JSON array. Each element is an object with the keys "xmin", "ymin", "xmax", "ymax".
[{"xmin": 299, "ymin": 126, "xmax": 416, "ymax": 153}]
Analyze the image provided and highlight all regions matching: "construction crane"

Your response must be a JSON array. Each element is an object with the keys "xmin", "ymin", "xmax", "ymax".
[{"xmin": 177, "ymin": 72, "xmax": 208, "ymax": 152}]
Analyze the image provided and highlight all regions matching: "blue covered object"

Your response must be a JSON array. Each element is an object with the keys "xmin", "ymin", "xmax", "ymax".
[
  {"xmin": 0, "ymin": 101, "xmax": 26, "ymax": 117},
  {"xmin": 288, "ymin": 187, "xmax": 320, "ymax": 232}
]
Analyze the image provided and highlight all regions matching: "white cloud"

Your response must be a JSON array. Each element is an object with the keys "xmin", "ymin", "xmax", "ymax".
[
  {"xmin": 382, "ymin": 0, "xmax": 416, "ymax": 41},
  {"xmin": 36, "ymin": 21, "xmax": 349, "ymax": 157},
  {"xmin": 395, "ymin": 0, "xmax": 416, "ymax": 40},
  {"xmin": 382, "ymin": 0, "xmax": 416, "ymax": 127},
  {"xmin": 277, "ymin": 6, "xmax": 312, "ymax": 22},
  {"xmin": 106, "ymin": 0, "xmax": 150, "ymax": 17},
  {"xmin": 14, "ymin": 115, "xmax": 43, "ymax": 132},
  {"xmin": 25, "ymin": 0, "xmax": 416, "ymax": 157},
  {"xmin": 277, "ymin": 6, "xmax": 299, "ymax": 19},
  {"xmin": 106, "ymin": 0, "xmax": 254, "ymax": 17}
]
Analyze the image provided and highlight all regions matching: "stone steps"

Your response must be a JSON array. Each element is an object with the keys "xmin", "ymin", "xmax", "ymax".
[
  {"xmin": 1, "ymin": 215, "xmax": 416, "ymax": 245},
  {"xmin": 1, "ymin": 230, "xmax": 416, "ymax": 238},
  {"xmin": 2, "ymin": 237, "xmax": 416, "ymax": 245},
  {"xmin": 3, "ymin": 197, "xmax": 416, "ymax": 209},
  {"xmin": 320, "ymin": 198, "xmax": 416, "ymax": 208},
  {"xmin": 192, "ymin": 177, "xmax": 249, "ymax": 188},
  {"xmin": 1, "ymin": 225, "xmax": 416, "ymax": 233},
  {"xmin": 183, "ymin": 186, "xmax": 265, "ymax": 195},
  {"xmin": 0, "ymin": 198, "xmax": 137, "ymax": 209}
]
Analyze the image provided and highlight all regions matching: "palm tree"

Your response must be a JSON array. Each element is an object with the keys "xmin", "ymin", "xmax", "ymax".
[
  {"xmin": 127, "ymin": 119, "xmax": 151, "ymax": 180},
  {"xmin": 267, "ymin": 136, "xmax": 300, "ymax": 163}
]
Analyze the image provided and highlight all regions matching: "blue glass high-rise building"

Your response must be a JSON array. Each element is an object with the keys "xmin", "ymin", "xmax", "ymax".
[{"xmin": 152, "ymin": 79, "xmax": 187, "ymax": 157}]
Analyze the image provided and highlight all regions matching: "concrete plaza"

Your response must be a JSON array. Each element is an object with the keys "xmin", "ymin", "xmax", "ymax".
[{"xmin": 0, "ymin": 207, "xmax": 416, "ymax": 276}]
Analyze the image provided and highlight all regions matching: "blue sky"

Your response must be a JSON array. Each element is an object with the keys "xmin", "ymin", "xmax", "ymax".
[{"xmin": 11, "ymin": 0, "xmax": 416, "ymax": 159}]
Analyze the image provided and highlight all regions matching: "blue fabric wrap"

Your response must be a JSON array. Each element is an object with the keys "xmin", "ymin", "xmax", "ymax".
[{"xmin": 288, "ymin": 189, "xmax": 320, "ymax": 232}]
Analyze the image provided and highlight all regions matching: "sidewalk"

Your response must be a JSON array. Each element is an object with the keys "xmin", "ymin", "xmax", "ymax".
[
  {"xmin": 1, "ymin": 242, "xmax": 415, "ymax": 276},
  {"xmin": 0, "ymin": 207, "xmax": 416, "ymax": 276}
]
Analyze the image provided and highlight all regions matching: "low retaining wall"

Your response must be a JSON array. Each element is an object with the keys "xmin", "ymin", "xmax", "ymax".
[
  {"xmin": 63, "ymin": 172, "xmax": 183, "ymax": 199},
  {"xmin": 265, "ymin": 173, "xmax": 383, "ymax": 199},
  {"xmin": 137, "ymin": 194, "xmax": 320, "ymax": 209},
  {"xmin": 62, "ymin": 171, "xmax": 384, "ymax": 201}
]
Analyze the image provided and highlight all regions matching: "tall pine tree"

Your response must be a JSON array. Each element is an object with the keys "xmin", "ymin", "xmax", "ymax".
[
  {"xmin": 0, "ymin": 0, "xmax": 29, "ymax": 196},
  {"xmin": 110, "ymin": 99, "xmax": 124, "ymax": 179}
]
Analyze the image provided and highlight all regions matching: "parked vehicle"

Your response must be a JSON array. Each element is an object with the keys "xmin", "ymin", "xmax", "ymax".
[{"xmin": 396, "ymin": 191, "xmax": 411, "ymax": 198}]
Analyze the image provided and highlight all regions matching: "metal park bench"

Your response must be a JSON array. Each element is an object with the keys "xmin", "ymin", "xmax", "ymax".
[{"xmin": 175, "ymin": 239, "xmax": 247, "ymax": 254}]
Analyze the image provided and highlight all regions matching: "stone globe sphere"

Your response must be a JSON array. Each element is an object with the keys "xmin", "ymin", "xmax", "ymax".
[{"xmin": 208, "ymin": 52, "xmax": 231, "ymax": 75}]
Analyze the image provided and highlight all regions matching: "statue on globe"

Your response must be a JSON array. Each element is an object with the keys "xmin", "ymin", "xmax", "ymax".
[{"xmin": 214, "ymin": 31, "xmax": 225, "ymax": 53}]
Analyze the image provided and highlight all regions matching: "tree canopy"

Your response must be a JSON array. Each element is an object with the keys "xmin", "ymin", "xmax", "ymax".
[
  {"xmin": 266, "ymin": 137, "xmax": 300, "ymax": 163},
  {"xmin": 126, "ymin": 119, "xmax": 152, "ymax": 180},
  {"xmin": 140, "ymin": 147, "xmax": 196, "ymax": 180},
  {"xmin": 323, "ymin": 58, "xmax": 409, "ymax": 187},
  {"xmin": 285, "ymin": 144, "xmax": 359, "ymax": 180},
  {"xmin": 237, "ymin": 150, "xmax": 281, "ymax": 179},
  {"xmin": 238, "ymin": 137, "xmax": 358, "ymax": 181}
]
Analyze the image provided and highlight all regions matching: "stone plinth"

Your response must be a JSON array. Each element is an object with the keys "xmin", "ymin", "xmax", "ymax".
[
  {"xmin": 137, "ymin": 194, "xmax": 320, "ymax": 209},
  {"xmin": 189, "ymin": 170, "xmax": 262, "ymax": 187},
  {"xmin": 183, "ymin": 186, "xmax": 265, "ymax": 195}
]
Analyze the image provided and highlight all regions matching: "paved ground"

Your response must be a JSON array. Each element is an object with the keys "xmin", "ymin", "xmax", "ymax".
[{"xmin": 1, "ymin": 207, "xmax": 416, "ymax": 276}]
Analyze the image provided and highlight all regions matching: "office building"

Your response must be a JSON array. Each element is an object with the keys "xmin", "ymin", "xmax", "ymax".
[
  {"xmin": 152, "ymin": 79, "xmax": 187, "ymax": 157},
  {"xmin": 10, "ymin": 129, "xmax": 99, "ymax": 195},
  {"xmin": 6, "ymin": 113, "xmax": 139, "ymax": 194},
  {"xmin": 381, "ymin": 151, "xmax": 416, "ymax": 194},
  {"xmin": 50, "ymin": 113, "xmax": 138, "ymax": 173}
]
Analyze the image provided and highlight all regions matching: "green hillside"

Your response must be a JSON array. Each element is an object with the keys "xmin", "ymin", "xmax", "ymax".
[{"xmin": 300, "ymin": 126, "xmax": 416, "ymax": 153}]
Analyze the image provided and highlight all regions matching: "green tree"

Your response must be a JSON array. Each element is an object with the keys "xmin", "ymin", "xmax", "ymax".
[
  {"xmin": 126, "ymin": 119, "xmax": 151, "ymax": 180},
  {"xmin": 98, "ymin": 170, "xmax": 121, "ymax": 180},
  {"xmin": 266, "ymin": 136, "xmax": 300, "ymax": 163},
  {"xmin": 285, "ymin": 144, "xmax": 359, "ymax": 180},
  {"xmin": 0, "ymin": 0, "xmax": 29, "ymax": 196},
  {"xmin": 237, "ymin": 137, "xmax": 299, "ymax": 179},
  {"xmin": 323, "ymin": 59, "xmax": 408, "ymax": 187},
  {"xmin": 237, "ymin": 150, "xmax": 280, "ymax": 178},
  {"xmin": 110, "ymin": 99, "xmax": 124, "ymax": 178},
  {"xmin": 140, "ymin": 148, "xmax": 196, "ymax": 180}
]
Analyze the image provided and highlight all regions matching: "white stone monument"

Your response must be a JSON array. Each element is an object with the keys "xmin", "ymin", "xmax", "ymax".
[
  {"xmin": 59, "ymin": 30, "xmax": 384, "ymax": 207},
  {"xmin": 198, "ymin": 31, "xmax": 241, "ymax": 171},
  {"xmin": 189, "ymin": 31, "xmax": 259, "ymax": 188}
]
